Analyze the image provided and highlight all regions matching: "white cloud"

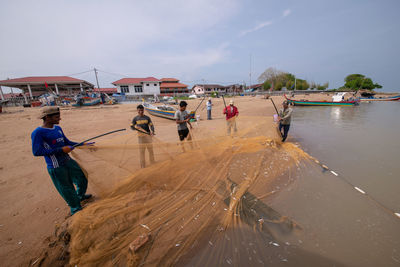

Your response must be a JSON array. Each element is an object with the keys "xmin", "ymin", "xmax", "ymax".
[
  {"xmin": 156, "ymin": 43, "xmax": 230, "ymax": 70},
  {"xmin": 0, "ymin": 0, "xmax": 239, "ymax": 83},
  {"xmin": 283, "ymin": 9, "xmax": 292, "ymax": 17},
  {"xmin": 239, "ymin": 21, "xmax": 273, "ymax": 37}
]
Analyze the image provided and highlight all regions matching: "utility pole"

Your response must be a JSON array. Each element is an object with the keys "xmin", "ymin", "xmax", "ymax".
[
  {"xmin": 249, "ymin": 53, "xmax": 252, "ymax": 90},
  {"xmin": 202, "ymin": 78, "xmax": 205, "ymax": 96},
  {"xmin": 94, "ymin": 68, "xmax": 100, "ymax": 89}
]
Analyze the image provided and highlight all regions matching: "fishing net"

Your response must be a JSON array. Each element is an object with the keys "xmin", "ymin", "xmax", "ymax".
[
  {"xmin": 35, "ymin": 102, "xmax": 400, "ymax": 267},
  {"xmin": 64, "ymin": 115, "xmax": 323, "ymax": 267}
]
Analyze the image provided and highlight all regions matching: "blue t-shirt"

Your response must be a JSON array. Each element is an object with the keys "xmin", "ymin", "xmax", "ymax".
[{"xmin": 31, "ymin": 125, "xmax": 78, "ymax": 169}]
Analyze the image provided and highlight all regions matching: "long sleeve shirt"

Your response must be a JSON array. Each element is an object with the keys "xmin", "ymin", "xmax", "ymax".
[
  {"xmin": 31, "ymin": 125, "xmax": 78, "ymax": 169},
  {"xmin": 279, "ymin": 107, "xmax": 293, "ymax": 125}
]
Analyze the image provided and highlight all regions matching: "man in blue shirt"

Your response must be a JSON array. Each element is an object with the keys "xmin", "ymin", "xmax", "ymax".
[
  {"xmin": 206, "ymin": 97, "xmax": 213, "ymax": 120},
  {"xmin": 31, "ymin": 106, "xmax": 92, "ymax": 215}
]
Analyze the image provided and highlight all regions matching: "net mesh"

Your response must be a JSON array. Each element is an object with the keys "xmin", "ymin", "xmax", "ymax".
[{"xmin": 66, "ymin": 115, "xmax": 316, "ymax": 266}]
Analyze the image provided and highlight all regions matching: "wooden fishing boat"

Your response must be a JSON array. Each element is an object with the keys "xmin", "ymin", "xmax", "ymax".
[
  {"xmin": 284, "ymin": 93, "xmax": 359, "ymax": 106},
  {"xmin": 143, "ymin": 102, "xmax": 195, "ymax": 120},
  {"xmin": 359, "ymin": 95, "xmax": 400, "ymax": 102},
  {"xmin": 72, "ymin": 97, "xmax": 101, "ymax": 107}
]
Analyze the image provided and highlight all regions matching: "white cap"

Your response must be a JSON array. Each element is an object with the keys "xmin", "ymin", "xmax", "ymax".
[{"xmin": 229, "ymin": 100, "xmax": 234, "ymax": 105}]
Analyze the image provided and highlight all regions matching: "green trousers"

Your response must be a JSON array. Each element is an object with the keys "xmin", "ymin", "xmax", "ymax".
[{"xmin": 47, "ymin": 159, "xmax": 88, "ymax": 215}]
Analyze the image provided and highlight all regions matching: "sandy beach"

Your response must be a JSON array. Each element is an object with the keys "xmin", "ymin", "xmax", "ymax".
[
  {"xmin": 0, "ymin": 95, "xmax": 285, "ymax": 266},
  {"xmin": 1, "ymin": 93, "xmax": 399, "ymax": 266}
]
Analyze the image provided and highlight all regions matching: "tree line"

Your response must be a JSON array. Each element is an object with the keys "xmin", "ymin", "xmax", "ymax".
[{"xmin": 257, "ymin": 67, "xmax": 381, "ymax": 91}]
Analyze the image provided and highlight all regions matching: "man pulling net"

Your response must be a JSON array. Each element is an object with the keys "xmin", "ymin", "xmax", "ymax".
[{"xmin": 131, "ymin": 104, "xmax": 156, "ymax": 168}]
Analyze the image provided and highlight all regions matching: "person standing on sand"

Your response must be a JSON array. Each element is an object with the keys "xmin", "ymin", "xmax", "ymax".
[
  {"xmin": 206, "ymin": 97, "xmax": 213, "ymax": 120},
  {"xmin": 174, "ymin": 101, "xmax": 193, "ymax": 150},
  {"xmin": 223, "ymin": 99, "xmax": 239, "ymax": 136},
  {"xmin": 278, "ymin": 101, "xmax": 293, "ymax": 142},
  {"xmin": 131, "ymin": 104, "xmax": 155, "ymax": 168},
  {"xmin": 31, "ymin": 106, "xmax": 92, "ymax": 215}
]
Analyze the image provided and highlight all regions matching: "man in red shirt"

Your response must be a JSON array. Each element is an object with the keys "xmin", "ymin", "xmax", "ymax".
[{"xmin": 223, "ymin": 99, "xmax": 239, "ymax": 136}]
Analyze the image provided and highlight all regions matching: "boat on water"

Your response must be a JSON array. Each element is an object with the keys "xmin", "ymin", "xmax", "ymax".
[
  {"xmin": 285, "ymin": 93, "xmax": 359, "ymax": 106},
  {"xmin": 359, "ymin": 94, "xmax": 400, "ymax": 102},
  {"xmin": 143, "ymin": 102, "xmax": 195, "ymax": 120}
]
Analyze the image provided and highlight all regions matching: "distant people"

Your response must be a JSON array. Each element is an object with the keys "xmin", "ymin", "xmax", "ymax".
[
  {"xmin": 31, "ymin": 106, "xmax": 93, "ymax": 215},
  {"xmin": 100, "ymin": 93, "xmax": 106, "ymax": 104},
  {"xmin": 278, "ymin": 101, "xmax": 293, "ymax": 142},
  {"xmin": 223, "ymin": 99, "xmax": 239, "ymax": 136},
  {"xmin": 174, "ymin": 101, "xmax": 193, "ymax": 150},
  {"xmin": 206, "ymin": 97, "xmax": 213, "ymax": 120},
  {"xmin": 131, "ymin": 104, "xmax": 155, "ymax": 168}
]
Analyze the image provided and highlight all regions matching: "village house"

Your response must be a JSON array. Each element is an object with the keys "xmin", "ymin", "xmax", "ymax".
[
  {"xmin": 112, "ymin": 77, "xmax": 161, "ymax": 96},
  {"xmin": 192, "ymin": 84, "xmax": 226, "ymax": 95},
  {"xmin": 160, "ymin": 78, "xmax": 189, "ymax": 96},
  {"xmin": 225, "ymin": 84, "xmax": 244, "ymax": 94}
]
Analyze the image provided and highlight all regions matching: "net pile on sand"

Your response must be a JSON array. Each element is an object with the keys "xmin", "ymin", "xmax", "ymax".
[{"xmin": 66, "ymin": 116, "xmax": 311, "ymax": 266}]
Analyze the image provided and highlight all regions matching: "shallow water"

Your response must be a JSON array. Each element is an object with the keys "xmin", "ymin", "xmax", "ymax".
[
  {"xmin": 291, "ymin": 101, "xmax": 400, "ymax": 211},
  {"xmin": 271, "ymin": 101, "xmax": 400, "ymax": 266}
]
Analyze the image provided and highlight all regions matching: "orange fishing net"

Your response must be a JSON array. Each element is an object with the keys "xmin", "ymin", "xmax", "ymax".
[{"xmin": 64, "ymin": 116, "xmax": 316, "ymax": 266}]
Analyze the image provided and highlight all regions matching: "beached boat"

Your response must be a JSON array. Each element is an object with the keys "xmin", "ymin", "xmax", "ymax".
[
  {"xmin": 72, "ymin": 96, "xmax": 101, "ymax": 107},
  {"xmin": 285, "ymin": 93, "xmax": 359, "ymax": 106},
  {"xmin": 143, "ymin": 102, "xmax": 195, "ymax": 120},
  {"xmin": 359, "ymin": 94, "xmax": 400, "ymax": 102}
]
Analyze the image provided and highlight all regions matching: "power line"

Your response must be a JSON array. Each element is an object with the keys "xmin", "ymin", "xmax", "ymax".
[
  {"xmin": 96, "ymin": 69, "xmax": 129, "ymax": 78},
  {"xmin": 66, "ymin": 69, "xmax": 93, "ymax": 77}
]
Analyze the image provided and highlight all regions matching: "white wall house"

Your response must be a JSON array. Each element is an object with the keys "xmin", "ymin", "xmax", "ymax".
[
  {"xmin": 112, "ymin": 77, "xmax": 161, "ymax": 96},
  {"xmin": 192, "ymin": 84, "xmax": 226, "ymax": 95}
]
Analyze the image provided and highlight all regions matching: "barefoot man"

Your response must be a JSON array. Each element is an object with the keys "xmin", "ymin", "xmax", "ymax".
[
  {"xmin": 131, "ymin": 104, "xmax": 155, "ymax": 168},
  {"xmin": 278, "ymin": 101, "xmax": 293, "ymax": 142},
  {"xmin": 223, "ymin": 99, "xmax": 239, "ymax": 136},
  {"xmin": 174, "ymin": 101, "xmax": 193, "ymax": 151}
]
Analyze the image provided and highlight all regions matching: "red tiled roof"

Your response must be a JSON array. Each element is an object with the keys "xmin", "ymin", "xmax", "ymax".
[
  {"xmin": 93, "ymin": 88, "xmax": 117, "ymax": 93},
  {"xmin": 112, "ymin": 77, "xmax": 160, "ymax": 85},
  {"xmin": 249, "ymin": 83, "xmax": 263, "ymax": 89},
  {"xmin": 0, "ymin": 76, "xmax": 86, "ymax": 84},
  {"xmin": 160, "ymin": 82, "xmax": 188, "ymax": 88},
  {"xmin": 161, "ymin": 78, "xmax": 179, "ymax": 82}
]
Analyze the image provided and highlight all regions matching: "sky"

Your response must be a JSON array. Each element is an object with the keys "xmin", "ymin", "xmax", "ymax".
[{"xmin": 0, "ymin": 0, "xmax": 399, "ymax": 93}]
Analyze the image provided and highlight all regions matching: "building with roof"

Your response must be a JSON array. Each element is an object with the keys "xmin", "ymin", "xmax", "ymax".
[
  {"xmin": 112, "ymin": 77, "xmax": 161, "ymax": 96},
  {"xmin": 225, "ymin": 84, "xmax": 244, "ymax": 94},
  {"xmin": 246, "ymin": 83, "xmax": 263, "ymax": 92},
  {"xmin": 0, "ymin": 76, "xmax": 94, "ymax": 102},
  {"xmin": 159, "ymin": 78, "xmax": 189, "ymax": 96},
  {"xmin": 192, "ymin": 84, "xmax": 226, "ymax": 95},
  {"xmin": 93, "ymin": 88, "xmax": 117, "ymax": 95}
]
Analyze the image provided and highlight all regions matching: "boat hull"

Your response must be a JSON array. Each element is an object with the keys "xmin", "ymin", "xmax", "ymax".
[
  {"xmin": 360, "ymin": 95, "xmax": 400, "ymax": 101},
  {"xmin": 287, "ymin": 100, "xmax": 357, "ymax": 106},
  {"xmin": 145, "ymin": 106, "xmax": 195, "ymax": 120},
  {"xmin": 72, "ymin": 98, "xmax": 101, "ymax": 107}
]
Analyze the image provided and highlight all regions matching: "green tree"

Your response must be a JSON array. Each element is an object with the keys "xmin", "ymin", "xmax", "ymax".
[
  {"xmin": 344, "ymin": 74, "xmax": 381, "ymax": 91},
  {"xmin": 262, "ymin": 81, "xmax": 271, "ymax": 90}
]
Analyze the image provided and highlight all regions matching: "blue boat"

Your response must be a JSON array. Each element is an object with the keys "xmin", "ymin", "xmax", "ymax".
[
  {"xmin": 143, "ymin": 102, "xmax": 195, "ymax": 120},
  {"xmin": 72, "ymin": 97, "xmax": 101, "ymax": 107},
  {"xmin": 360, "ymin": 94, "xmax": 400, "ymax": 102}
]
